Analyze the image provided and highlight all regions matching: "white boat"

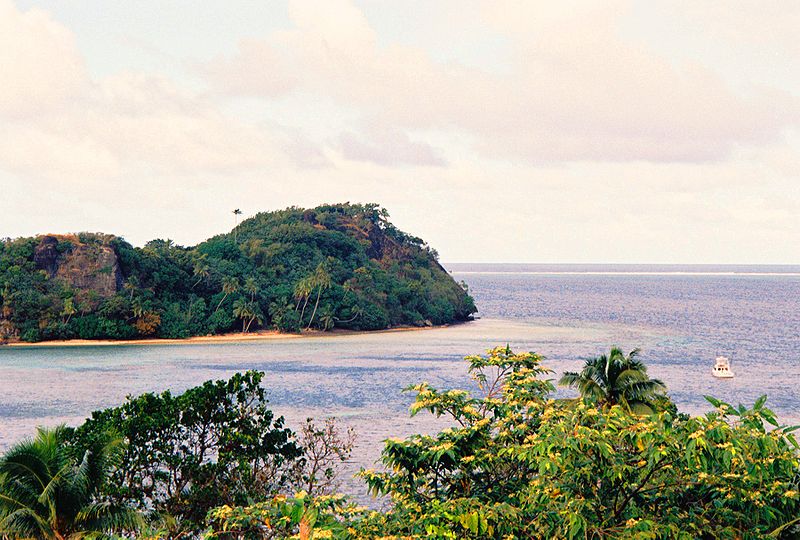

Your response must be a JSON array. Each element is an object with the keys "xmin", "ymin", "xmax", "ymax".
[{"xmin": 712, "ymin": 356, "xmax": 734, "ymax": 378}]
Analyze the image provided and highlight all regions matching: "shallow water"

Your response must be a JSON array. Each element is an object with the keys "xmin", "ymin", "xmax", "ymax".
[{"xmin": 1, "ymin": 264, "xmax": 798, "ymax": 498}]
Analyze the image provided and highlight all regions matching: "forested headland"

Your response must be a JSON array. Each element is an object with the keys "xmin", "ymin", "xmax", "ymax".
[{"xmin": 0, "ymin": 203, "xmax": 475, "ymax": 343}]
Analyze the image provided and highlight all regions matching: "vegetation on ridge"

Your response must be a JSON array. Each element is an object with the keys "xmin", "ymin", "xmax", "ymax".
[{"xmin": 0, "ymin": 203, "xmax": 476, "ymax": 342}]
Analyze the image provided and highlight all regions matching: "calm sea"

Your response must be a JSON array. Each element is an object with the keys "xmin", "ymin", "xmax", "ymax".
[{"xmin": 1, "ymin": 263, "xmax": 798, "ymax": 497}]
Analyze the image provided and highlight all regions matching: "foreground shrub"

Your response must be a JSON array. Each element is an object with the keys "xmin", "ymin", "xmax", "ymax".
[
  {"xmin": 67, "ymin": 371, "xmax": 302, "ymax": 532},
  {"xmin": 208, "ymin": 346, "xmax": 800, "ymax": 539},
  {"xmin": 0, "ymin": 426, "xmax": 142, "ymax": 539}
]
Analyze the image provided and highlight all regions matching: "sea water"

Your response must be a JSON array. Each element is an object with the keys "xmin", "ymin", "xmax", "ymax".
[{"xmin": 1, "ymin": 264, "xmax": 798, "ymax": 497}]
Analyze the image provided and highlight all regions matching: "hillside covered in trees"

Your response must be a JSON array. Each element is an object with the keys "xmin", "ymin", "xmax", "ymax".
[{"xmin": 0, "ymin": 203, "xmax": 476, "ymax": 342}]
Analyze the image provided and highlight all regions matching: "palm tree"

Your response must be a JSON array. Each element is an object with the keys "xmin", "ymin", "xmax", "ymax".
[
  {"xmin": 306, "ymin": 264, "xmax": 332, "ymax": 330},
  {"xmin": 232, "ymin": 299, "xmax": 262, "ymax": 333},
  {"xmin": 131, "ymin": 296, "xmax": 144, "ymax": 319},
  {"xmin": 294, "ymin": 276, "xmax": 314, "ymax": 322},
  {"xmin": 0, "ymin": 426, "xmax": 142, "ymax": 539},
  {"xmin": 61, "ymin": 297, "xmax": 76, "ymax": 324},
  {"xmin": 559, "ymin": 347, "xmax": 666, "ymax": 414},
  {"xmin": 318, "ymin": 308, "xmax": 335, "ymax": 331},
  {"xmin": 215, "ymin": 277, "xmax": 239, "ymax": 312},
  {"xmin": 243, "ymin": 276, "xmax": 258, "ymax": 302},
  {"xmin": 268, "ymin": 299, "xmax": 293, "ymax": 329},
  {"xmin": 232, "ymin": 299, "xmax": 252, "ymax": 333},
  {"xmin": 123, "ymin": 276, "xmax": 140, "ymax": 301},
  {"xmin": 336, "ymin": 305, "xmax": 363, "ymax": 324},
  {"xmin": 191, "ymin": 257, "xmax": 210, "ymax": 290},
  {"xmin": 232, "ymin": 209, "xmax": 243, "ymax": 243}
]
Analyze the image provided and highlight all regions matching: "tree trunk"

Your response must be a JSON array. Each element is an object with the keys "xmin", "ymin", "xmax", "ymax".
[
  {"xmin": 306, "ymin": 287, "xmax": 322, "ymax": 330},
  {"xmin": 215, "ymin": 292, "xmax": 229, "ymax": 312},
  {"xmin": 299, "ymin": 294, "xmax": 310, "ymax": 325}
]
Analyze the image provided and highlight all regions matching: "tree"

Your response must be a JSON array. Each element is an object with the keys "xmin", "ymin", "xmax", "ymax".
[
  {"xmin": 559, "ymin": 347, "xmax": 667, "ymax": 414},
  {"xmin": 201, "ymin": 347, "xmax": 800, "ymax": 539},
  {"xmin": 294, "ymin": 276, "xmax": 314, "ymax": 323},
  {"xmin": 123, "ymin": 276, "xmax": 140, "ymax": 301},
  {"xmin": 68, "ymin": 371, "xmax": 302, "ymax": 533},
  {"xmin": 306, "ymin": 263, "xmax": 332, "ymax": 330},
  {"xmin": 232, "ymin": 208, "xmax": 243, "ymax": 243},
  {"xmin": 215, "ymin": 276, "xmax": 239, "ymax": 312},
  {"xmin": 318, "ymin": 308, "xmax": 335, "ymax": 331},
  {"xmin": 133, "ymin": 310, "xmax": 161, "ymax": 336},
  {"xmin": 233, "ymin": 298, "xmax": 262, "ymax": 333},
  {"xmin": 0, "ymin": 426, "xmax": 142, "ymax": 539},
  {"xmin": 190, "ymin": 256, "xmax": 210, "ymax": 289},
  {"xmin": 292, "ymin": 418, "xmax": 356, "ymax": 497},
  {"xmin": 61, "ymin": 297, "xmax": 76, "ymax": 324},
  {"xmin": 269, "ymin": 298, "xmax": 298, "ymax": 332},
  {"xmin": 243, "ymin": 276, "xmax": 258, "ymax": 302},
  {"xmin": 335, "ymin": 305, "xmax": 363, "ymax": 324}
]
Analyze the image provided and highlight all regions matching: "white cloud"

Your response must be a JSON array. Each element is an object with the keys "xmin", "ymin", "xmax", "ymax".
[
  {"xmin": 0, "ymin": 0, "xmax": 797, "ymax": 263},
  {"xmin": 0, "ymin": 0, "xmax": 87, "ymax": 117},
  {"xmin": 203, "ymin": 0, "xmax": 799, "ymax": 164},
  {"xmin": 0, "ymin": 1, "xmax": 307, "ymax": 182},
  {"xmin": 336, "ymin": 122, "xmax": 446, "ymax": 167}
]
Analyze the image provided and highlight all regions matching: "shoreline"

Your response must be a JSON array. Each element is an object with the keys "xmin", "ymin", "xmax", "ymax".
[{"xmin": 1, "ymin": 323, "xmax": 458, "ymax": 348}]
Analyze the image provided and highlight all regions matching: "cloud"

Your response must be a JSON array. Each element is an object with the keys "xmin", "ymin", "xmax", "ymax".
[
  {"xmin": 336, "ymin": 123, "xmax": 446, "ymax": 167},
  {"xmin": 0, "ymin": 1, "xmax": 314, "ymax": 182},
  {"xmin": 202, "ymin": 0, "xmax": 799, "ymax": 164},
  {"xmin": 0, "ymin": 0, "xmax": 87, "ymax": 118}
]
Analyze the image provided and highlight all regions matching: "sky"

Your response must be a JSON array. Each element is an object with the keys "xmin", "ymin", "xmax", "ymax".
[{"xmin": 1, "ymin": 0, "xmax": 798, "ymax": 263}]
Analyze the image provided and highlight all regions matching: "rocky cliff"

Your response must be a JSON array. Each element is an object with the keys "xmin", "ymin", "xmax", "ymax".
[{"xmin": 33, "ymin": 235, "xmax": 123, "ymax": 297}]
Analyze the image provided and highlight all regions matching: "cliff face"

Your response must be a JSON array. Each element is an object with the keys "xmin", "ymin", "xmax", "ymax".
[{"xmin": 33, "ymin": 235, "xmax": 123, "ymax": 297}]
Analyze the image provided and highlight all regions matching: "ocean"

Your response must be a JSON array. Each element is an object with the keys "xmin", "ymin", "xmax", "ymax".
[{"xmin": 1, "ymin": 263, "xmax": 798, "ymax": 497}]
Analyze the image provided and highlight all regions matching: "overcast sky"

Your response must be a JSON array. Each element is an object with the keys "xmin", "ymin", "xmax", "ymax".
[{"xmin": 1, "ymin": 0, "xmax": 798, "ymax": 263}]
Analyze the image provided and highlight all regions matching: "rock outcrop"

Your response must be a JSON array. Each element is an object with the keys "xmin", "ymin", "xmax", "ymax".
[{"xmin": 33, "ymin": 235, "xmax": 122, "ymax": 297}]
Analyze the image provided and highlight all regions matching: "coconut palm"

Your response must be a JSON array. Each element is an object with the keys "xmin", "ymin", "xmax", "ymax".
[
  {"xmin": 243, "ymin": 276, "xmax": 258, "ymax": 302},
  {"xmin": 0, "ymin": 426, "xmax": 142, "ymax": 539},
  {"xmin": 232, "ymin": 209, "xmax": 243, "ymax": 243},
  {"xmin": 294, "ymin": 276, "xmax": 314, "ymax": 322},
  {"xmin": 215, "ymin": 277, "xmax": 239, "ymax": 312},
  {"xmin": 318, "ymin": 307, "xmax": 335, "ymax": 331},
  {"xmin": 233, "ymin": 299, "xmax": 263, "ymax": 333},
  {"xmin": 334, "ymin": 305, "xmax": 363, "ymax": 325},
  {"xmin": 191, "ymin": 257, "xmax": 210, "ymax": 290},
  {"xmin": 559, "ymin": 347, "xmax": 666, "ymax": 414},
  {"xmin": 306, "ymin": 264, "xmax": 332, "ymax": 330},
  {"xmin": 61, "ymin": 297, "xmax": 76, "ymax": 324},
  {"xmin": 123, "ymin": 276, "xmax": 140, "ymax": 301}
]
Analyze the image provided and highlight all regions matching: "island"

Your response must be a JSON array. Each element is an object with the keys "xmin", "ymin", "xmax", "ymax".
[{"xmin": 0, "ymin": 203, "xmax": 476, "ymax": 343}]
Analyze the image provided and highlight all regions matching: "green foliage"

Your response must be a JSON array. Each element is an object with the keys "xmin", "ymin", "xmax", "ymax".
[
  {"xmin": 0, "ymin": 204, "xmax": 476, "ymax": 342},
  {"xmin": 67, "ymin": 371, "xmax": 302, "ymax": 532},
  {"xmin": 559, "ymin": 347, "xmax": 668, "ymax": 414},
  {"xmin": 204, "ymin": 492, "xmax": 363, "ymax": 540},
  {"xmin": 207, "ymin": 347, "xmax": 800, "ymax": 539},
  {"xmin": 0, "ymin": 426, "xmax": 142, "ymax": 539}
]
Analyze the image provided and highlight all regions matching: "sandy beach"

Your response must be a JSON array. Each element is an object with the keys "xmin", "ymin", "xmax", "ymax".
[{"xmin": 1, "ymin": 324, "xmax": 443, "ymax": 348}]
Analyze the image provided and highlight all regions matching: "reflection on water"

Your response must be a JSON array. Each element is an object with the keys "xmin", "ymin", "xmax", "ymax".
[{"xmin": 1, "ymin": 267, "xmax": 799, "ymax": 499}]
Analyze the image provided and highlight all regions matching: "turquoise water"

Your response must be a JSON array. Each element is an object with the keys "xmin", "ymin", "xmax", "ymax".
[{"xmin": 1, "ymin": 264, "xmax": 798, "ymax": 497}]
